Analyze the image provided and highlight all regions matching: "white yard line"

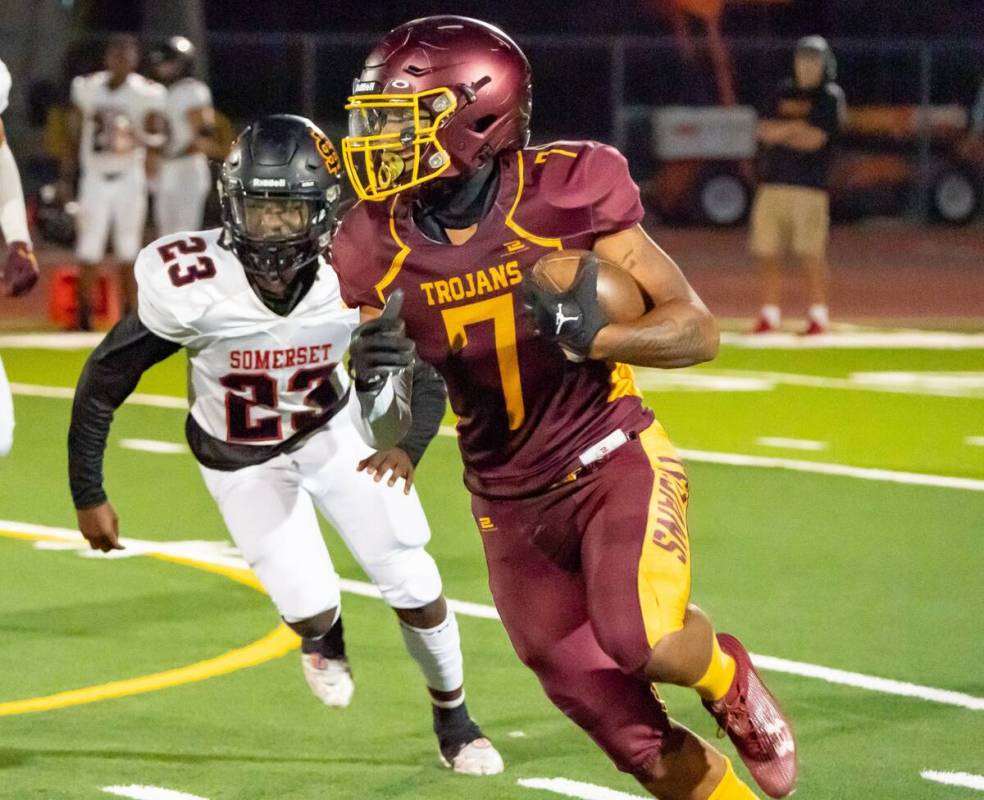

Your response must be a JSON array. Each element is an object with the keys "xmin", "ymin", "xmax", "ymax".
[
  {"xmin": 3, "ymin": 519, "xmax": 983, "ymax": 713},
  {"xmin": 966, "ymin": 436, "xmax": 984, "ymax": 447},
  {"xmin": 518, "ymin": 778, "xmax": 647, "ymax": 800},
  {"xmin": 755, "ymin": 436, "xmax": 828, "ymax": 452},
  {"xmin": 921, "ymin": 771, "xmax": 984, "ymax": 791},
  {"xmin": 753, "ymin": 655, "xmax": 984, "ymax": 711},
  {"xmin": 10, "ymin": 382, "xmax": 185, "ymax": 409},
  {"xmin": 102, "ymin": 786, "xmax": 209, "ymax": 800},
  {"xmin": 721, "ymin": 330, "xmax": 984, "ymax": 350},
  {"xmin": 120, "ymin": 439, "xmax": 189, "ymax": 455},
  {"xmin": 634, "ymin": 368, "xmax": 984, "ymax": 398},
  {"xmin": 675, "ymin": 448, "xmax": 984, "ymax": 492},
  {"xmin": 5, "ymin": 329, "xmax": 984, "ymax": 351},
  {"xmin": 0, "ymin": 332, "xmax": 105, "ymax": 349},
  {"xmin": 11, "ymin": 383, "xmax": 983, "ymax": 492}
]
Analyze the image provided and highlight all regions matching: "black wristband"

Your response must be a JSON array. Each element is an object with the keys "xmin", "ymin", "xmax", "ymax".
[{"xmin": 398, "ymin": 360, "xmax": 447, "ymax": 466}]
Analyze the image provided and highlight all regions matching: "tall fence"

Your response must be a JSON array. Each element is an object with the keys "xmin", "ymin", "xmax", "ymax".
[{"xmin": 5, "ymin": 31, "xmax": 984, "ymax": 222}]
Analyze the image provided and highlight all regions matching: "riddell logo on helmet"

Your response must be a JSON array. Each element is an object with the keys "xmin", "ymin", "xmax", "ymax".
[{"xmin": 252, "ymin": 177, "xmax": 286, "ymax": 188}]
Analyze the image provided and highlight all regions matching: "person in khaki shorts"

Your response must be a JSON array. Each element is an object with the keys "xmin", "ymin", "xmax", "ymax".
[{"xmin": 751, "ymin": 36, "xmax": 845, "ymax": 334}]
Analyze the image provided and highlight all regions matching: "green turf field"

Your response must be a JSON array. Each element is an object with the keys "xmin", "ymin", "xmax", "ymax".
[{"xmin": 1, "ymin": 335, "xmax": 982, "ymax": 800}]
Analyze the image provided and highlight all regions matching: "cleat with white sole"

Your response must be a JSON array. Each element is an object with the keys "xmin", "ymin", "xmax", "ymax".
[
  {"xmin": 439, "ymin": 737, "xmax": 505, "ymax": 776},
  {"xmin": 301, "ymin": 652, "xmax": 354, "ymax": 708},
  {"xmin": 434, "ymin": 701, "xmax": 504, "ymax": 776}
]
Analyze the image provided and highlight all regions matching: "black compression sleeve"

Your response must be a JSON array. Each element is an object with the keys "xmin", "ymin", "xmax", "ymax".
[
  {"xmin": 398, "ymin": 359, "xmax": 447, "ymax": 466},
  {"xmin": 68, "ymin": 314, "xmax": 182, "ymax": 508}
]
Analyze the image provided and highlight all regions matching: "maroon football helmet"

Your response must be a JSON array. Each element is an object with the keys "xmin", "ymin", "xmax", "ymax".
[{"xmin": 342, "ymin": 16, "xmax": 532, "ymax": 201}]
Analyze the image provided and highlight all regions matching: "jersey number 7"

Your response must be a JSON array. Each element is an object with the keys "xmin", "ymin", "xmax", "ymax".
[{"xmin": 441, "ymin": 294, "xmax": 526, "ymax": 430}]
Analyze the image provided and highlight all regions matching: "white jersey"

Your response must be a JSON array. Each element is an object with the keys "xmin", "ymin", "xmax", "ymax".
[
  {"xmin": 0, "ymin": 59, "xmax": 11, "ymax": 115},
  {"xmin": 71, "ymin": 71, "xmax": 166, "ymax": 174},
  {"xmin": 163, "ymin": 77, "xmax": 212, "ymax": 159},
  {"xmin": 134, "ymin": 228, "xmax": 358, "ymax": 445}
]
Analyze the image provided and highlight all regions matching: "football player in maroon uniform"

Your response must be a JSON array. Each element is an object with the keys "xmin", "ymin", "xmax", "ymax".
[{"xmin": 333, "ymin": 16, "xmax": 797, "ymax": 800}]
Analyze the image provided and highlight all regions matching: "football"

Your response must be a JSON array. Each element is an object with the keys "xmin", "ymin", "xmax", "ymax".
[{"xmin": 529, "ymin": 249, "xmax": 647, "ymax": 323}]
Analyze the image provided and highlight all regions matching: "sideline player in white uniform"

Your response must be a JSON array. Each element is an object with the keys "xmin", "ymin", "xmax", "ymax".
[
  {"xmin": 60, "ymin": 34, "xmax": 167, "ymax": 329},
  {"xmin": 66, "ymin": 115, "xmax": 503, "ymax": 775},
  {"xmin": 0, "ymin": 57, "xmax": 41, "ymax": 456},
  {"xmin": 149, "ymin": 36, "xmax": 220, "ymax": 236}
]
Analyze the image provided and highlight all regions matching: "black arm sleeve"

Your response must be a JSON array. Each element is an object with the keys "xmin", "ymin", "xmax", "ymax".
[
  {"xmin": 397, "ymin": 359, "xmax": 447, "ymax": 466},
  {"xmin": 68, "ymin": 314, "xmax": 182, "ymax": 509}
]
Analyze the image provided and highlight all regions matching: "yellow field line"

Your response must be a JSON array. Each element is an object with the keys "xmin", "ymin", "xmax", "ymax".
[{"xmin": 0, "ymin": 529, "xmax": 299, "ymax": 717}]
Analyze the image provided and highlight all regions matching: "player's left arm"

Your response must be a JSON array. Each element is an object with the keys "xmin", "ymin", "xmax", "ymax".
[
  {"xmin": 590, "ymin": 224, "xmax": 719, "ymax": 368},
  {"xmin": 0, "ymin": 117, "xmax": 39, "ymax": 296}
]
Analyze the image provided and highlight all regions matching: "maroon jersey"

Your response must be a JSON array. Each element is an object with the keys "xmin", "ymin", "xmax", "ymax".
[{"xmin": 333, "ymin": 140, "xmax": 654, "ymax": 498}]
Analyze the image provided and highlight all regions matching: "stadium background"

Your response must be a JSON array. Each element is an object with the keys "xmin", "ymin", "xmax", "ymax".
[{"xmin": 0, "ymin": 1, "xmax": 982, "ymax": 799}]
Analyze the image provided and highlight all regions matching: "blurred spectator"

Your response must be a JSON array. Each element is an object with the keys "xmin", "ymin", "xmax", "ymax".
[
  {"xmin": 750, "ymin": 36, "xmax": 845, "ymax": 335},
  {"xmin": 59, "ymin": 34, "xmax": 166, "ymax": 329},
  {"xmin": 148, "ymin": 36, "xmax": 221, "ymax": 236}
]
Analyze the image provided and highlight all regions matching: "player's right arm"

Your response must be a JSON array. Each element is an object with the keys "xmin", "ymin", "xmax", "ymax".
[
  {"xmin": 68, "ymin": 242, "xmax": 197, "ymax": 550},
  {"xmin": 68, "ymin": 314, "xmax": 181, "ymax": 551},
  {"xmin": 346, "ymin": 291, "xmax": 416, "ymax": 451},
  {"xmin": 331, "ymin": 217, "xmax": 449, "ymax": 488}
]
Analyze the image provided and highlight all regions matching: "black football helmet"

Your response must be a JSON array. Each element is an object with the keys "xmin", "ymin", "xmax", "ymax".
[
  {"xmin": 219, "ymin": 115, "xmax": 343, "ymax": 300},
  {"xmin": 148, "ymin": 36, "xmax": 196, "ymax": 82}
]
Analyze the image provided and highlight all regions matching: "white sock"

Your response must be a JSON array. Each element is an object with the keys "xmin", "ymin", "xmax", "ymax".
[
  {"xmin": 761, "ymin": 304, "xmax": 781, "ymax": 327},
  {"xmin": 808, "ymin": 304, "xmax": 829, "ymax": 326},
  {"xmin": 399, "ymin": 609, "xmax": 465, "ymax": 695}
]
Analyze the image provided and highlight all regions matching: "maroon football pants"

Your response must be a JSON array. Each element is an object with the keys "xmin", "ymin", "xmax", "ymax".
[{"xmin": 472, "ymin": 422, "xmax": 693, "ymax": 775}]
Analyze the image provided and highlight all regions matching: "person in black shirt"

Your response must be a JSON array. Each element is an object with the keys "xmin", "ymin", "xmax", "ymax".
[{"xmin": 750, "ymin": 36, "xmax": 845, "ymax": 334}]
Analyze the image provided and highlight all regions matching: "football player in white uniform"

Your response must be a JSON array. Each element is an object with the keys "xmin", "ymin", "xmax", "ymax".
[
  {"xmin": 67, "ymin": 115, "xmax": 503, "ymax": 776},
  {"xmin": 0, "ymin": 57, "xmax": 41, "ymax": 456},
  {"xmin": 149, "ymin": 36, "xmax": 220, "ymax": 236},
  {"xmin": 60, "ymin": 34, "xmax": 167, "ymax": 329}
]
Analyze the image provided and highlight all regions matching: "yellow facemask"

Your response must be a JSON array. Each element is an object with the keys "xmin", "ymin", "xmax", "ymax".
[{"xmin": 342, "ymin": 87, "xmax": 458, "ymax": 202}]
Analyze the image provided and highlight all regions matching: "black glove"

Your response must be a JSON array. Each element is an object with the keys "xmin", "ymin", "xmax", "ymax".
[
  {"xmin": 523, "ymin": 253, "xmax": 608, "ymax": 359},
  {"xmin": 348, "ymin": 289, "xmax": 415, "ymax": 393},
  {"xmin": 2, "ymin": 242, "xmax": 40, "ymax": 297}
]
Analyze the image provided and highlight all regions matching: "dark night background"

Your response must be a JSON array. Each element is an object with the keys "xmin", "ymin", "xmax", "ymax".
[{"xmin": 75, "ymin": 0, "xmax": 984, "ymax": 38}]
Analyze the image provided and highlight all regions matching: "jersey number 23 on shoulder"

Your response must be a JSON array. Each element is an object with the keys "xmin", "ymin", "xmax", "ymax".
[{"xmin": 157, "ymin": 237, "xmax": 217, "ymax": 288}]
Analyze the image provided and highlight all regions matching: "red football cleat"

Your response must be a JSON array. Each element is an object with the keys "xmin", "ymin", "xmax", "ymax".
[
  {"xmin": 802, "ymin": 319, "xmax": 828, "ymax": 336},
  {"xmin": 751, "ymin": 317, "xmax": 779, "ymax": 334},
  {"xmin": 703, "ymin": 634, "xmax": 798, "ymax": 798}
]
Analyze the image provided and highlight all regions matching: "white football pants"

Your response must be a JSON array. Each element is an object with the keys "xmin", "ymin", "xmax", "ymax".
[
  {"xmin": 199, "ymin": 402, "xmax": 442, "ymax": 622},
  {"xmin": 75, "ymin": 164, "xmax": 148, "ymax": 264}
]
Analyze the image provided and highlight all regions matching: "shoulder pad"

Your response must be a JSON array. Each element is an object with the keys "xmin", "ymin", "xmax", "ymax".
[{"xmin": 134, "ymin": 229, "xmax": 228, "ymax": 344}]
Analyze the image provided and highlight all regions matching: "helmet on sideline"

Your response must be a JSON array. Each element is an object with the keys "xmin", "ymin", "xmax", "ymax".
[
  {"xmin": 219, "ymin": 114, "xmax": 343, "ymax": 299},
  {"xmin": 342, "ymin": 15, "xmax": 532, "ymax": 201}
]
